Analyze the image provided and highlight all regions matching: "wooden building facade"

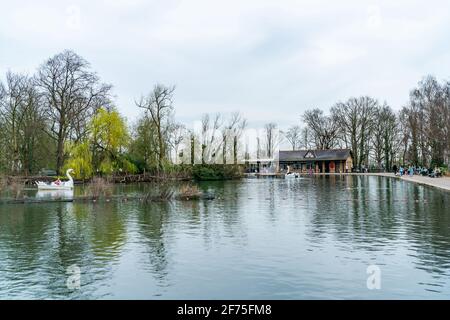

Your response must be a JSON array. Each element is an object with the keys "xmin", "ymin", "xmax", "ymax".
[{"xmin": 277, "ymin": 149, "xmax": 353, "ymax": 173}]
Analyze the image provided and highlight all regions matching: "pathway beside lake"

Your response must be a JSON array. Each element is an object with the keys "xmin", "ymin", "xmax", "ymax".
[
  {"xmin": 246, "ymin": 172, "xmax": 450, "ymax": 192},
  {"xmin": 358, "ymin": 172, "xmax": 450, "ymax": 192},
  {"xmin": 393, "ymin": 174, "xmax": 450, "ymax": 192}
]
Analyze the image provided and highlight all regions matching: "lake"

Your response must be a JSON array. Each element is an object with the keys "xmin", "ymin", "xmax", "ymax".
[{"xmin": 0, "ymin": 176, "xmax": 449, "ymax": 299}]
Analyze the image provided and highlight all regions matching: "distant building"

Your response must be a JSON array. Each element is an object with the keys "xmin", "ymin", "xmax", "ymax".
[
  {"xmin": 277, "ymin": 149, "xmax": 353, "ymax": 173},
  {"xmin": 245, "ymin": 158, "xmax": 276, "ymax": 174}
]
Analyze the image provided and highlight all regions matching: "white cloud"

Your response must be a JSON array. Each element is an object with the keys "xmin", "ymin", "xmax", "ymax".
[{"xmin": 1, "ymin": 0, "xmax": 449, "ymax": 130}]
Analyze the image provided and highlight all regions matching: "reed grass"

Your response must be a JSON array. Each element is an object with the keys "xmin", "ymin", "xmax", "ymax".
[{"xmin": 86, "ymin": 177, "xmax": 113, "ymax": 199}]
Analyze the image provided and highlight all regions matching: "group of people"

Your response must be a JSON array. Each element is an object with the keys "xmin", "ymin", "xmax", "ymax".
[{"xmin": 393, "ymin": 165, "xmax": 442, "ymax": 178}]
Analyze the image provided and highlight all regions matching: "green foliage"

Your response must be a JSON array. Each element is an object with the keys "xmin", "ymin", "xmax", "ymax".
[
  {"xmin": 127, "ymin": 116, "xmax": 160, "ymax": 173},
  {"xmin": 64, "ymin": 107, "xmax": 137, "ymax": 178},
  {"xmin": 99, "ymin": 158, "xmax": 114, "ymax": 175},
  {"xmin": 121, "ymin": 158, "xmax": 138, "ymax": 174},
  {"xmin": 0, "ymin": 176, "xmax": 7, "ymax": 193},
  {"xmin": 90, "ymin": 107, "xmax": 138, "ymax": 175},
  {"xmin": 192, "ymin": 164, "xmax": 242, "ymax": 181},
  {"xmin": 64, "ymin": 141, "xmax": 93, "ymax": 179},
  {"xmin": 91, "ymin": 108, "xmax": 129, "ymax": 154}
]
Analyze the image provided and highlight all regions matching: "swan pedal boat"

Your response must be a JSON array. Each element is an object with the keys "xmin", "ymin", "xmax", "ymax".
[
  {"xmin": 36, "ymin": 169, "xmax": 74, "ymax": 190},
  {"xmin": 285, "ymin": 172, "xmax": 300, "ymax": 178}
]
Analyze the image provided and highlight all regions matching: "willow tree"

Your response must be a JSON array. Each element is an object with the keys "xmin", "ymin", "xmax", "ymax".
[
  {"xmin": 64, "ymin": 141, "xmax": 93, "ymax": 179},
  {"xmin": 90, "ymin": 107, "xmax": 134, "ymax": 174},
  {"xmin": 65, "ymin": 107, "xmax": 135, "ymax": 178}
]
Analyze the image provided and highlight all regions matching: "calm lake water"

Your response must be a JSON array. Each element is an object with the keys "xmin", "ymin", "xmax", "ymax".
[{"xmin": 0, "ymin": 176, "xmax": 450, "ymax": 299}]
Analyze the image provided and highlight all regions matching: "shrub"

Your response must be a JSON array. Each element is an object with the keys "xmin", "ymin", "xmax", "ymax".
[
  {"xmin": 8, "ymin": 178, "xmax": 25, "ymax": 199},
  {"xmin": 86, "ymin": 177, "xmax": 113, "ymax": 199},
  {"xmin": 176, "ymin": 183, "xmax": 202, "ymax": 200},
  {"xmin": 0, "ymin": 176, "xmax": 25, "ymax": 199},
  {"xmin": 192, "ymin": 164, "xmax": 243, "ymax": 181},
  {"xmin": 193, "ymin": 165, "xmax": 220, "ymax": 180},
  {"xmin": 0, "ymin": 176, "xmax": 7, "ymax": 193}
]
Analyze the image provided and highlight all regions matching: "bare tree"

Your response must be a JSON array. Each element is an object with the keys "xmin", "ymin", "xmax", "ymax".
[
  {"xmin": 201, "ymin": 114, "xmax": 210, "ymax": 164},
  {"xmin": 256, "ymin": 134, "xmax": 261, "ymax": 159},
  {"xmin": 403, "ymin": 75, "xmax": 450, "ymax": 166},
  {"xmin": 20, "ymin": 79, "xmax": 47, "ymax": 174},
  {"xmin": 264, "ymin": 122, "xmax": 278, "ymax": 158},
  {"xmin": 0, "ymin": 82, "xmax": 5, "ymax": 171},
  {"xmin": 444, "ymin": 81, "xmax": 450, "ymax": 167},
  {"xmin": 300, "ymin": 127, "xmax": 311, "ymax": 149},
  {"xmin": 36, "ymin": 50, "xmax": 112, "ymax": 173},
  {"xmin": 283, "ymin": 125, "xmax": 302, "ymax": 150},
  {"xmin": 381, "ymin": 105, "xmax": 398, "ymax": 171},
  {"xmin": 303, "ymin": 109, "xmax": 339, "ymax": 150},
  {"xmin": 200, "ymin": 113, "xmax": 222, "ymax": 164},
  {"xmin": 331, "ymin": 96, "xmax": 378, "ymax": 168},
  {"xmin": 0, "ymin": 72, "xmax": 28, "ymax": 173},
  {"xmin": 229, "ymin": 112, "xmax": 247, "ymax": 164},
  {"xmin": 371, "ymin": 103, "xmax": 397, "ymax": 170},
  {"xmin": 0, "ymin": 72, "xmax": 48, "ymax": 174},
  {"xmin": 168, "ymin": 122, "xmax": 186, "ymax": 164},
  {"xmin": 136, "ymin": 84, "xmax": 175, "ymax": 170}
]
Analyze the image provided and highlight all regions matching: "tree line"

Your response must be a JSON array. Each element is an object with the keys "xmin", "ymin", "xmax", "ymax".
[
  {"xmin": 1, "ymin": 50, "xmax": 449, "ymax": 177},
  {"xmin": 282, "ymin": 77, "xmax": 450, "ymax": 171},
  {"xmin": 0, "ymin": 50, "xmax": 248, "ymax": 178}
]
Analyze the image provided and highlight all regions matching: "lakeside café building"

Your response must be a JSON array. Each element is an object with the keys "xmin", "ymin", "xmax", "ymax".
[{"xmin": 277, "ymin": 149, "xmax": 353, "ymax": 173}]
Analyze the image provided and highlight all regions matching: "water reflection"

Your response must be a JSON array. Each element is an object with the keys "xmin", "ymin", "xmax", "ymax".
[
  {"xmin": 136, "ymin": 202, "xmax": 171, "ymax": 284},
  {"xmin": 0, "ymin": 177, "xmax": 450, "ymax": 299},
  {"xmin": 35, "ymin": 189, "xmax": 74, "ymax": 200}
]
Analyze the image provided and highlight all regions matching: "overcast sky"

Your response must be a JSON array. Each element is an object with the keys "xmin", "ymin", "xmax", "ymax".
[{"xmin": 1, "ymin": 0, "xmax": 449, "ymax": 129}]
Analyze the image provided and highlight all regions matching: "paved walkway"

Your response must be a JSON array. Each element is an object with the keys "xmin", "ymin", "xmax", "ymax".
[
  {"xmin": 394, "ymin": 174, "xmax": 450, "ymax": 192},
  {"xmin": 305, "ymin": 172, "xmax": 450, "ymax": 192},
  {"xmin": 359, "ymin": 172, "xmax": 450, "ymax": 192},
  {"xmin": 245, "ymin": 171, "xmax": 450, "ymax": 192}
]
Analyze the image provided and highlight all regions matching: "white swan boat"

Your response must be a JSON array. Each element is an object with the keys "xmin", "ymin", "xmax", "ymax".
[
  {"xmin": 36, "ymin": 169, "xmax": 74, "ymax": 190},
  {"xmin": 285, "ymin": 171, "xmax": 300, "ymax": 178},
  {"xmin": 284, "ymin": 165, "xmax": 300, "ymax": 178}
]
